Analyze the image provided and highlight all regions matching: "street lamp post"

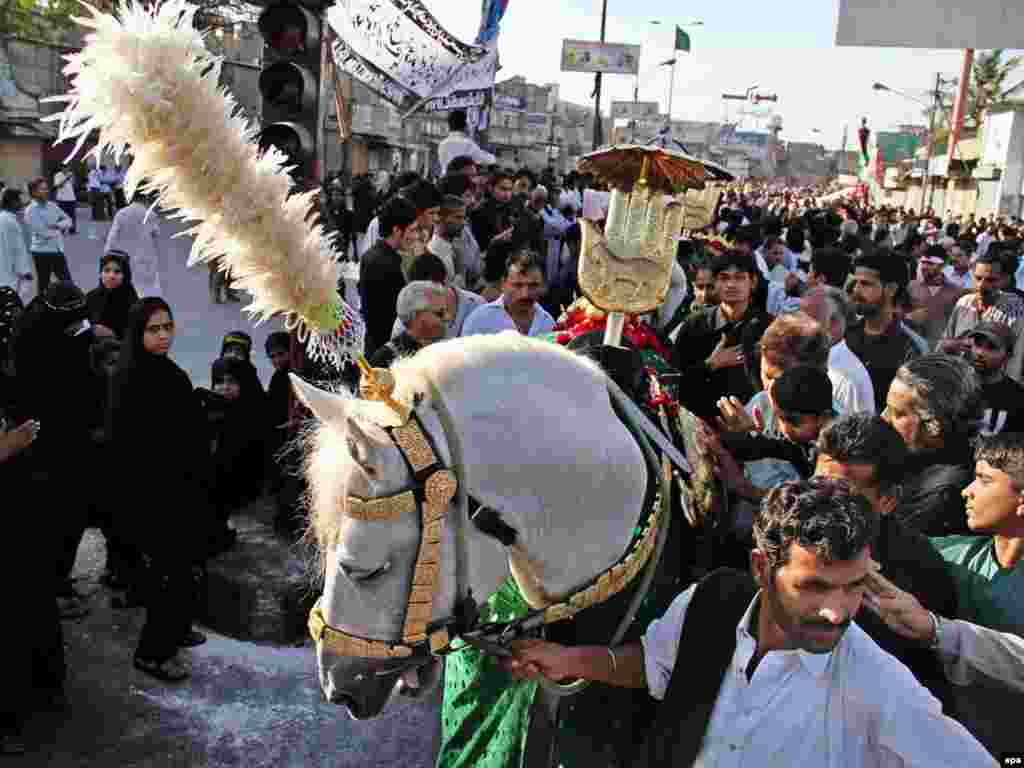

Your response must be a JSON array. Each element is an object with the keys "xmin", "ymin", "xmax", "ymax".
[
  {"xmin": 651, "ymin": 20, "xmax": 702, "ymax": 129},
  {"xmin": 592, "ymin": 0, "xmax": 609, "ymax": 151},
  {"xmin": 873, "ymin": 75, "xmax": 956, "ymax": 212}
]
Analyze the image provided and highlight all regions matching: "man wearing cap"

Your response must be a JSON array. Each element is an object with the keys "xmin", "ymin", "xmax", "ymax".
[
  {"xmin": 906, "ymin": 244, "xmax": 968, "ymax": 348},
  {"xmin": 965, "ymin": 321, "xmax": 1024, "ymax": 435}
]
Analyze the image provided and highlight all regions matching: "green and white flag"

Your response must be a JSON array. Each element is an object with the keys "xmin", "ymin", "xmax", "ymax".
[{"xmin": 674, "ymin": 26, "xmax": 691, "ymax": 52}]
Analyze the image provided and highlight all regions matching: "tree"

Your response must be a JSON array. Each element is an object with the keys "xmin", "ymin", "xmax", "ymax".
[
  {"xmin": 0, "ymin": 0, "xmax": 259, "ymax": 45},
  {"xmin": 970, "ymin": 49, "xmax": 1024, "ymax": 126}
]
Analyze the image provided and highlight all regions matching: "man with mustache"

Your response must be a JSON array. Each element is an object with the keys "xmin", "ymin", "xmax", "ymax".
[
  {"xmin": 940, "ymin": 252, "xmax": 1024, "ymax": 381},
  {"xmin": 845, "ymin": 249, "xmax": 922, "ymax": 410},
  {"xmin": 906, "ymin": 244, "xmax": 967, "ymax": 348},
  {"xmin": 502, "ymin": 477, "xmax": 992, "ymax": 766}
]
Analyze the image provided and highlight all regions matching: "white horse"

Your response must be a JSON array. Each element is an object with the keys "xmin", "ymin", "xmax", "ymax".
[{"xmin": 291, "ymin": 332, "xmax": 651, "ymax": 719}]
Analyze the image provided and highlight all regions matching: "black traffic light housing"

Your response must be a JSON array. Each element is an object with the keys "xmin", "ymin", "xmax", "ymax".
[{"xmin": 257, "ymin": 2, "xmax": 322, "ymax": 183}]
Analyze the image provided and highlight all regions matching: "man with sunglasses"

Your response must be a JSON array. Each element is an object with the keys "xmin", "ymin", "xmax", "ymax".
[{"xmin": 368, "ymin": 281, "xmax": 449, "ymax": 368}]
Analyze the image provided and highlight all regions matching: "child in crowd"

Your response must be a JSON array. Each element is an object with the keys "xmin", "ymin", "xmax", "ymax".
[
  {"xmin": 220, "ymin": 330, "xmax": 265, "ymax": 396},
  {"xmin": 198, "ymin": 356, "xmax": 267, "ymax": 554},
  {"xmin": 264, "ymin": 332, "xmax": 302, "ymax": 536}
]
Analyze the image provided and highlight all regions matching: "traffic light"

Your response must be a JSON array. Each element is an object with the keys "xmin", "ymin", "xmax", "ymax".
[{"xmin": 257, "ymin": 1, "xmax": 322, "ymax": 183}]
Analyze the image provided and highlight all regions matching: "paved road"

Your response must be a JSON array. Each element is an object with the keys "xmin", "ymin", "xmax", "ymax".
[
  {"xmin": 58, "ymin": 206, "xmax": 284, "ymax": 389},
  {"xmin": 10, "ymin": 206, "xmax": 443, "ymax": 767}
]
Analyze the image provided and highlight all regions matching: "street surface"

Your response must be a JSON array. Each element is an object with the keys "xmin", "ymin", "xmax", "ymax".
[{"xmin": 12, "ymin": 206, "xmax": 442, "ymax": 767}]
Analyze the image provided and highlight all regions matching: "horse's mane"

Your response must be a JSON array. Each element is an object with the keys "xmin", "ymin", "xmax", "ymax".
[{"xmin": 303, "ymin": 333, "xmax": 607, "ymax": 573}]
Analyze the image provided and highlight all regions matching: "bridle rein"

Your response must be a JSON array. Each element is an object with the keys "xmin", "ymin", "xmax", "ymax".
[{"xmin": 308, "ymin": 388, "xmax": 669, "ymax": 674}]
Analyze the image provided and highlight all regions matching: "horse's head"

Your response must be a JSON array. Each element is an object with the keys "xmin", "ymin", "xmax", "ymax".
[{"xmin": 292, "ymin": 374, "xmax": 451, "ymax": 719}]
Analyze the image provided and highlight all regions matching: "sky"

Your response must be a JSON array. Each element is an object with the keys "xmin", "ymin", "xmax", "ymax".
[{"xmin": 424, "ymin": 0, "xmax": 1012, "ymax": 151}]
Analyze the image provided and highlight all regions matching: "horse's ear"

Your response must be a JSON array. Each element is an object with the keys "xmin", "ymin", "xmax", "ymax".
[{"xmin": 289, "ymin": 373, "xmax": 347, "ymax": 424}]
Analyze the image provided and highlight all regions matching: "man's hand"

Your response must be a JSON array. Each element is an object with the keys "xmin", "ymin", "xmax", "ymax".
[
  {"xmin": 0, "ymin": 419, "xmax": 39, "ymax": 462},
  {"xmin": 706, "ymin": 338, "xmax": 744, "ymax": 371},
  {"xmin": 716, "ymin": 396, "xmax": 763, "ymax": 434},
  {"xmin": 501, "ymin": 638, "xmax": 577, "ymax": 682},
  {"xmin": 863, "ymin": 569, "xmax": 936, "ymax": 645},
  {"xmin": 939, "ymin": 337, "xmax": 970, "ymax": 356}
]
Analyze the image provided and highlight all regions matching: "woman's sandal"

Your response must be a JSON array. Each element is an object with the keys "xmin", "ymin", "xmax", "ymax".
[{"xmin": 133, "ymin": 656, "xmax": 189, "ymax": 682}]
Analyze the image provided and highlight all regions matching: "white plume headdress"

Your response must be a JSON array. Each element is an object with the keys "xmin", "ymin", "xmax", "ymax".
[{"xmin": 45, "ymin": 0, "xmax": 364, "ymax": 367}]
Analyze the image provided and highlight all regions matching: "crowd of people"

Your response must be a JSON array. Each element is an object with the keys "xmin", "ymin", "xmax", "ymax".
[
  {"xmin": 341, "ymin": 115, "xmax": 1024, "ymax": 762},
  {"xmin": 0, "ymin": 169, "xmax": 301, "ymax": 754},
  {"xmin": 4, "ymin": 102, "xmax": 1024, "ymax": 759}
]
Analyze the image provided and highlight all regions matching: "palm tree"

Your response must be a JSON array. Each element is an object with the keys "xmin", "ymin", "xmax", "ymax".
[{"xmin": 970, "ymin": 49, "xmax": 1024, "ymax": 127}]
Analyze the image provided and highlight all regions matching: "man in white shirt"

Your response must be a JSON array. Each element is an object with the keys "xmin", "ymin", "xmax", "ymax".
[
  {"xmin": 0, "ymin": 188, "xmax": 33, "ymax": 295},
  {"xmin": 86, "ymin": 164, "xmax": 105, "ymax": 221},
  {"xmin": 801, "ymin": 285, "xmax": 876, "ymax": 414},
  {"xmin": 944, "ymin": 239, "xmax": 974, "ymax": 290},
  {"xmin": 437, "ymin": 110, "xmax": 495, "ymax": 176},
  {"xmin": 53, "ymin": 170, "xmax": 77, "ymax": 235},
  {"xmin": 527, "ymin": 185, "xmax": 571, "ymax": 288},
  {"xmin": 462, "ymin": 249, "xmax": 554, "ymax": 337},
  {"xmin": 503, "ymin": 477, "xmax": 994, "ymax": 767}
]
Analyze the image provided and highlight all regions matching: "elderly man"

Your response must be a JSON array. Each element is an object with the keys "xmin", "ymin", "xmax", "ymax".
[
  {"xmin": 800, "ymin": 286, "xmax": 876, "ymax": 414},
  {"xmin": 502, "ymin": 477, "xmax": 993, "ymax": 767},
  {"xmin": 883, "ymin": 354, "xmax": 981, "ymax": 537},
  {"xmin": 527, "ymin": 185, "xmax": 571, "ymax": 301},
  {"xmin": 368, "ymin": 281, "xmax": 449, "ymax": 368},
  {"xmin": 940, "ymin": 251, "xmax": 1024, "ymax": 381},
  {"xmin": 391, "ymin": 252, "xmax": 484, "ymax": 340},
  {"xmin": 907, "ymin": 244, "xmax": 968, "ymax": 348},
  {"xmin": 463, "ymin": 249, "xmax": 554, "ymax": 337}
]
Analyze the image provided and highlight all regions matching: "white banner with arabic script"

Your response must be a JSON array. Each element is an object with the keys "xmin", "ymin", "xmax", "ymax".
[{"xmin": 326, "ymin": 0, "xmax": 498, "ymax": 114}]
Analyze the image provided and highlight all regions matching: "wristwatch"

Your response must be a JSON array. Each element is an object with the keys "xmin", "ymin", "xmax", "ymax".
[{"xmin": 927, "ymin": 611, "xmax": 942, "ymax": 650}]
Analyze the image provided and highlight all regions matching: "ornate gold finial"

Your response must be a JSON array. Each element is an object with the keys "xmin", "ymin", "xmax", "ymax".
[{"xmin": 356, "ymin": 355, "xmax": 410, "ymax": 422}]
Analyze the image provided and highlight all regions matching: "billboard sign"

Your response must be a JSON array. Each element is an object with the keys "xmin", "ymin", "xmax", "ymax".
[
  {"xmin": 835, "ymin": 0, "xmax": 1024, "ymax": 49},
  {"xmin": 874, "ymin": 132, "xmax": 922, "ymax": 163},
  {"xmin": 611, "ymin": 101, "xmax": 660, "ymax": 120},
  {"xmin": 560, "ymin": 39, "xmax": 641, "ymax": 75}
]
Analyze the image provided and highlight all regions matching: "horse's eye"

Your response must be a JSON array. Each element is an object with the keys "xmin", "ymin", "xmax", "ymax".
[{"xmin": 339, "ymin": 561, "xmax": 390, "ymax": 583}]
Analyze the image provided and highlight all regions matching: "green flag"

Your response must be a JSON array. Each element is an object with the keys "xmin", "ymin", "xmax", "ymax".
[{"xmin": 674, "ymin": 26, "xmax": 691, "ymax": 52}]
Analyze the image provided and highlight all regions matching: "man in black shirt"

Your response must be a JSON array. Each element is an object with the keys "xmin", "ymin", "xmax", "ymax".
[
  {"xmin": 359, "ymin": 196, "xmax": 418, "ymax": 355},
  {"xmin": 367, "ymin": 281, "xmax": 449, "ymax": 369},
  {"xmin": 965, "ymin": 320, "xmax": 1024, "ymax": 435},
  {"xmin": 846, "ymin": 249, "xmax": 921, "ymax": 408},
  {"xmin": 813, "ymin": 414, "xmax": 958, "ymax": 710},
  {"xmin": 672, "ymin": 250, "xmax": 771, "ymax": 422}
]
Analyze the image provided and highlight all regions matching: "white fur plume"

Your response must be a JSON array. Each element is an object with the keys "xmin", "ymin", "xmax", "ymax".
[{"xmin": 44, "ymin": 0, "xmax": 364, "ymax": 367}]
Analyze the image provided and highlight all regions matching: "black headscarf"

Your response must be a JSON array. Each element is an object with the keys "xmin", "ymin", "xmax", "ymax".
[
  {"xmin": 113, "ymin": 298, "xmax": 210, "ymax": 551},
  {"xmin": 86, "ymin": 251, "xmax": 138, "ymax": 338},
  {"xmin": 11, "ymin": 282, "xmax": 94, "ymax": 459},
  {"xmin": 207, "ymin": 355, "xmax": 267, "ymax": 510}
]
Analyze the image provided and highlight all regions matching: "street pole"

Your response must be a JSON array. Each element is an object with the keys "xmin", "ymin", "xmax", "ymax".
[
  {"xmin": 631, "ymin": 77, "xmax": 639, "ymax": 143},
  {"xmin": 666, "ymin": 58, "xmax": 676, "ymax": 127},
  {"xmin": 592, "ymin": 0, "xmax": 608, "ymax": 151},
  {"xmin": 920, "ymin": 71, "xmax": 940, "ymax": 214}
]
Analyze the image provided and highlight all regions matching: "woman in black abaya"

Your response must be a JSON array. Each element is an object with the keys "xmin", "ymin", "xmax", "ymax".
[
  {"xmin": 113, "ymin": 297, "xmax": 209, "ymax": 681},
  {"xmin": 86, "ymin": 251, "xmax": 138, "ymax": 338}
]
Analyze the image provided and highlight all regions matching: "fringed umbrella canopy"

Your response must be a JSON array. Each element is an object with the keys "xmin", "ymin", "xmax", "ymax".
[{"xmin": 577, "ymin": 144, "xmax": 733, "ymax": 193}]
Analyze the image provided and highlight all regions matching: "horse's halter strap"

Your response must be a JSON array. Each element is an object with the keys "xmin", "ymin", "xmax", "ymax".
[{"xmin": 308, "ymin": 411, "xmax": 459, "ymax": 660}]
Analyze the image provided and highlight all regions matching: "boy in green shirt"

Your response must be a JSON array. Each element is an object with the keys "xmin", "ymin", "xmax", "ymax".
[{"xmin": 928, "ymin": 431, "xmax": 1024, "ymax": 755}]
